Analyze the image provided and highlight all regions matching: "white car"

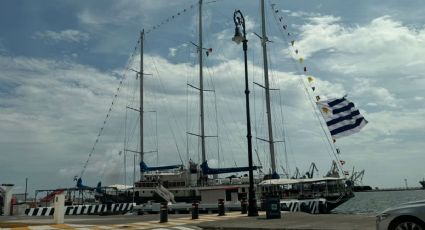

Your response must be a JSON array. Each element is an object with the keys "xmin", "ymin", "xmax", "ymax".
[{"xmin": 376, "ymin": 200, "xmax": 425, "ymax": 230}]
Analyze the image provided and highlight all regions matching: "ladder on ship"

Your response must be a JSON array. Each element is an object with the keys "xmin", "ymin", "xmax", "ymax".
[{"xmin": 155, "ymin": 184, "xmax": 176, "ymax": 204}]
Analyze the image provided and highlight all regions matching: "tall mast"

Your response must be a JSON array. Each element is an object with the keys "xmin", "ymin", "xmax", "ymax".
[
  {"xmin": 199, "ymin": 0, "xmax": 206, "ymax": 164},
  {"xmin": 260, "ymin": 0, "xmax": 277, "ymax": 174},
  {"xmin": 139, "ymin": 30, "xmax": 144, "ymax": 179}
]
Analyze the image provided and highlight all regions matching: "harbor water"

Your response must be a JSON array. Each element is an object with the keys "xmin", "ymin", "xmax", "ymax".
[{"xmin": 332, "ymin": 189, "xmax": 425, "ymax": 214}]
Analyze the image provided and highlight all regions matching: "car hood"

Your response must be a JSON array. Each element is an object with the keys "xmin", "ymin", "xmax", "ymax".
[{"xmin": 379, "ymin": 201, "xmax": 425, "ymax": 215}]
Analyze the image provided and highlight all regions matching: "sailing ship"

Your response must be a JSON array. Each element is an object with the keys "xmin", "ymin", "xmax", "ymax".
[
  {"xmin": 91, "ymin": 0, "xmax": 260, "ymax": 206},
  {"xmin": 77, "ymin": 0, "xmax": 368, "ymax": 214},
  {"xmin": 252, "ymin": 0, "xmax": 368, "ymax": 213}
]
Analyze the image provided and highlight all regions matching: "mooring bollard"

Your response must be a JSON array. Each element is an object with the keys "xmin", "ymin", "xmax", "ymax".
[
  {"xmin": 159, "ymin": 202, "xmax": 168, "ymax": 223},
  {"xmin": 53, "ymin": 193, "xmax": 65, "ymax": 224},
  {"xmin": 191, "ymin": 201, "xmax": 199, "ymax": 219},
  {"xmin": 218, "ymin": 198, "xmax": 225, "ymax": 216},
  {"xmin": 241, "ymin": 198, "xmax": 247, "ymax": 214}
]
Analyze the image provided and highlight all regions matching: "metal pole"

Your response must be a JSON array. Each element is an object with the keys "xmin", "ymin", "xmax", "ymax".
[
  {"xmin": 244, "ymin": 38, "xmax": 258, "ymax": 217},
  {"xmin": 124, "ymin": 152, "xmax": 127, "ymax": 186},
  {"xmin": 140, "ymin": 30, "xmax": 144, "ymax": 179},
  {"xmin": 260, "ymin": 0, "xmax": 277, "ymax": 175},
  {"xmin": 24, "ymin": 177, "xmax": 28, "ymax": 203},
  {"xmin": 198, "ymin": 0, "xmax": 206, "ymax": 165},
  {"xmin": 234, "ymin": 10, "xmax": 259, "ymax": 217},
  {"xmin": 133, "ymin": 153, "xmax": 136, "ymax": 203}
]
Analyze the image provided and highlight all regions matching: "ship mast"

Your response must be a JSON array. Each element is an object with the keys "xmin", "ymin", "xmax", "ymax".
[
  {"xmin": 260, "ymin": 0, "xmax": 277, "ymax": 176},
  {"xmin": 139, "ymin": 30, "xmax": 144, "ymax": 179},
  {"xmin": 199, "ymin": 0, "xmax": 206, "ymax": 164}
]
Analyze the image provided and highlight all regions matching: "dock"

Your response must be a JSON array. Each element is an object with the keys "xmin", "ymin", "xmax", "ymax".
[{"xmin": 0, "ymin": 211, "xmax": 376, "ymax": 229}]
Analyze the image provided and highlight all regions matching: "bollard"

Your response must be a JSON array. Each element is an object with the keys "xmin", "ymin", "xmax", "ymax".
[
  {"xmin": 191, "ymin": 201, "xmax": 199, "ymax": 219},
  {"xmin": 53, "ymin": 193, "xmax": 65, "ymax": 224},
  {"xmin": 240, "ymin": 198, "xmax": 247, "ymax": 214},
  {"xmin": 218, "ymin": 199, "xmax": 225, "ymax": 216},
  {"xmin": 1, "ymin": 184, "xmax": 14, "ymax": 216},
  {"xmin": 159, "ymin": 202, "xmax": 168, "ymax": 223}
]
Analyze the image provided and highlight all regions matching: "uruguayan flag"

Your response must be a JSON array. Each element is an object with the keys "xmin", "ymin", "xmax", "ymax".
[{"xmin": 317, "ymin": 97, "xmax": 368, "ymax": 139}]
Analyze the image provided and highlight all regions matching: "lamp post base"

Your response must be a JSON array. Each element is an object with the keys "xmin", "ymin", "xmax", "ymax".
[{"xmin": 248, "ymin": 198, "xmax": 259, "ymax": 216}]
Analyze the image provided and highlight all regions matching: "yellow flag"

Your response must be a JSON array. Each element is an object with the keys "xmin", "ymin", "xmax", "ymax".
[{"xmin": 307, "ymin": 76, "xmax": 314, "ymax": 82}]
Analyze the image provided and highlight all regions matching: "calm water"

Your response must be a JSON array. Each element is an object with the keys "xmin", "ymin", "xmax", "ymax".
[{"xmin": 332, "ymin": 189, "xmax": 425, "ymax": 214}]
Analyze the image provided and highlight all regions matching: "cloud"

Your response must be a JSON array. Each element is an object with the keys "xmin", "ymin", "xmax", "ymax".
[
  {"xmin": 33, "ymin": 30, "xmax": 90, "ymax": 43},
  {"xmin": 294, "ymin": 15, "xmax": 425, "ymax": 78},
  {"xmin": 168, "ymin": 48, "xmax": 177, "ymax": 57}
]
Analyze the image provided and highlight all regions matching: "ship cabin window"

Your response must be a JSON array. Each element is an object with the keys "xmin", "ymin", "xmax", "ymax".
[{"xmin": 166, "ymin": 181, "xmax": 185, "ymax": 188}]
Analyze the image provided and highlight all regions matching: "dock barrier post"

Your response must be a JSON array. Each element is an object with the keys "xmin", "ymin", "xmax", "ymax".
[
  {"xmin": 159, "ymin": 202, "xmax": 168, "ymax": 223},
  {"xmin": 218, "ymin": 199, "xmax": 225, "ymax": 216},
  {"xmin": 53, "ymin": 193, "xmax": 65, "ymax": 224},
  {"xmin": 191, "ymin": 201, "xmax": 199, "ymax": 219},
  {"xmin": 241, "ymin": 198, "xmax": 247, "ymax": 214},
  {"xmin": 1, "ymin": 184, "xmax": 14, "ymax": 216}
]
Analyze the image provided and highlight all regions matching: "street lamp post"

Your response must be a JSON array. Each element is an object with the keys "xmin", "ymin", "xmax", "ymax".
[{"xmin": 232, "ymin": 10, "xmax": 258, "ymax": 217}]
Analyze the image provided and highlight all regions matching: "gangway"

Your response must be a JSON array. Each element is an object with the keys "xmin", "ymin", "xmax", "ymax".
[{"xmin": 155, "ymin": 185, "xmax": 176, "ymax": 204}]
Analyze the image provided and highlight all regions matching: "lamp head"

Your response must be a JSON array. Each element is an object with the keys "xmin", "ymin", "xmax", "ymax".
[{"xmin": 232, "ymin": 26, "xmax": 244, "ymax": 44}]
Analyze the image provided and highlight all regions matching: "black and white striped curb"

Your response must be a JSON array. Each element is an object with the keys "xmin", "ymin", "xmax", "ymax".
[
  {"xmin": 281, "ymin": 199, "xmax": 326, "ymax": 214},
  {"xmin": 25, "ymin": 203, "xmax": 135, "ymax": 216}
]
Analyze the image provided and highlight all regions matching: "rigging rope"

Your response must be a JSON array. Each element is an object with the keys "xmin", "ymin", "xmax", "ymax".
[
  {"xmin": 78, "ymin": 38, "xmax": 141, "ymax": 180},
  {"xmin": 269, "ymin": 1, "xmax": 347, "ymax": 176},
  {"xmin": 149, "ymin": 55, "xmax": 185, "ymax": 165}
]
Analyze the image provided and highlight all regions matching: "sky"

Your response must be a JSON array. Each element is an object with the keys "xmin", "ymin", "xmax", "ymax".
[{"xmin": 1, "ymin": 0, "xmax": 425, "ymax": 195}]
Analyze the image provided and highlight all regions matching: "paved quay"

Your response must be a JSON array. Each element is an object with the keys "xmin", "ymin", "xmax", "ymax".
[
  {"xmin": 0, "ymin": 212, "xmax": 376, "ymax": 230},
  {"xmin": 0, "ymin": 212, "xmax": 239, "ymax": 229},
  {"xmin": 197, "ymin": 212, "xmax": 377, "ymax": 230}
]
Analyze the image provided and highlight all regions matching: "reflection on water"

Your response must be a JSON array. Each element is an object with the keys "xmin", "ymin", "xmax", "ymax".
[{"xmin": 332, "ymin": 190, "xmax": 425, "ymax": 214}]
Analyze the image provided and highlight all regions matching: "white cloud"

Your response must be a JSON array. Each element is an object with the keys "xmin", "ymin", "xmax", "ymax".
[
  {"xmin": 33, "ymin": 30, "xmax": 90, "ymax": 43},
  {"xmin": 168, "ymin": 48, "xmax": 177, "ymax": 57},
  {"xmin": 294, "ymin": 15, "xmax": 425, "ymax": 78},
  {"xmin": 350, "ymin": 78, "xmax": 397, "ymax": 107}
]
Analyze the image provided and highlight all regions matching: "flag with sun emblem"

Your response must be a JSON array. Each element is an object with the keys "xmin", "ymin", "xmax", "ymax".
[{"xmin": 317, "ymin": 97, "xmax": 368, "ymax": 139}]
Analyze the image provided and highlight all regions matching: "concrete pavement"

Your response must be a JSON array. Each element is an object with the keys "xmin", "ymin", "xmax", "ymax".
[
  {"xmin": 197, "ymin": 212, "xmax": 376, "ymax": 230},
  {"xmin": 0, "ymin": 211, "xmax": 376, "ymax": 230}
]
